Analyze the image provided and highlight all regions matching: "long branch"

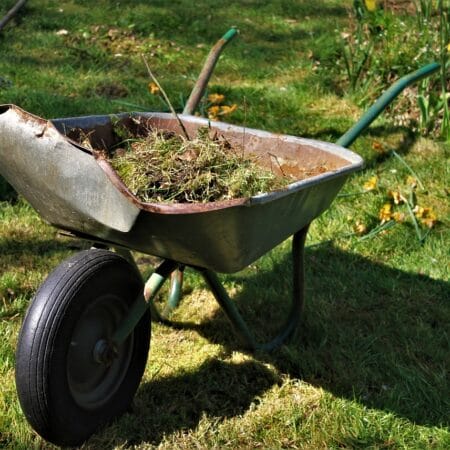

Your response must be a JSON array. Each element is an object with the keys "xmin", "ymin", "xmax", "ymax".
[{"xmin": 142, "ymin": 56, "xmax": 190, "ymax": 140}]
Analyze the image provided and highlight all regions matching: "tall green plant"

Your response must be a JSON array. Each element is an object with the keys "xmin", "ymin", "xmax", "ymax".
[
  {"xmin": 342, "ymin": 0, "xmax": 450, "ymax": 139},
  {"xmin": 438, "ymin": 0, "xmax": 450, "ymax": 139}
]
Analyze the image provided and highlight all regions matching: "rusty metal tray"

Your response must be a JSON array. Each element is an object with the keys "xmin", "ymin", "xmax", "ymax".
[{"xmin": 0, "ymin": 105, "xmax": 363, "ymax": 273}]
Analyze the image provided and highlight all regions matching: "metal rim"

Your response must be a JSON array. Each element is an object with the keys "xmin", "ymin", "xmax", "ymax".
[{"xmin": 66, "ymin": 294, "xmax": 134, "ymax": 410}]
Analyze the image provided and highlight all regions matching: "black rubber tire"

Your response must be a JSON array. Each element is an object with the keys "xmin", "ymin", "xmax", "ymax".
[{"xmin": 15, "ymin": 249, "xmax": 150, "ymax": 447}]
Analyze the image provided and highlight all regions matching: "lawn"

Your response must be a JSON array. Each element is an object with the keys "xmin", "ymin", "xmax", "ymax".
[{"xmin": 0, "ymin": 0, "xmax": 449, "ymax": 448}]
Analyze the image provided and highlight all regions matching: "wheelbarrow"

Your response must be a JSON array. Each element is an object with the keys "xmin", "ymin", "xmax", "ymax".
[{"xmin": 0, "ymin": 26, "xmax": 443, "ymax": 445}]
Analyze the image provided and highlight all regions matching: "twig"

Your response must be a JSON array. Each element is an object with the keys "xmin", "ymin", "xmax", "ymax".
[
  {"xmin": 142, "ymin": 56, "xmax": 190, "ymax": 140},
  {"xmin": 337, "ymin": 191, "xmax": 371, "ymax": 198},
  {"xmin": 0, "ymin": 0, "xmax": 28, "ymax": 33},
  {"xmin": 268, "ymin": 152, "xmax": 286, "ymax": 176}
]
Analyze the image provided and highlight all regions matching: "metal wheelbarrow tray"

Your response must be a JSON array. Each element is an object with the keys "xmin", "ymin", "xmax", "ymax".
[
  {"xmin": 0, "ymin": 104, "xmax": 362, "ymax": 273},
  {"xmin": 0, "ymin": 60, "xmax": 442, "ymax": 446}
]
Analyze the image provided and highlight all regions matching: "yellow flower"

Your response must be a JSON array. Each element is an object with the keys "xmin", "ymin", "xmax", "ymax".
[
  {"xmin": 413, "ymin": 205, "xmax": 437, "ymax": 228},
  {"xmin": 371, "ymin": 140, "xmax": 385, "ymax": 154},
  {"xmin": 148, "ymin": 82, "xmax": 160, "ymax": 95},
  {"xmin": 421, "ymin": 216, "xmax": 437, "ymax": 229},
  {"xmin": 363, "ymin": 176, "xmax": 378, "ymax": 191},
  {"xmin": 392, "ymin": 211, "xmax": 406, "ymax": 223},
  {"xmin": 379, "ymin": 203, "xmax": 392, "ymax": 224},
  {"xmin": 365, "ymin": 0, "xmax": 377, "ymax": 12},
  {"xmin": 219, "ymin": 104, "xmax": 238, "ymax": 115},
  {"xmin": 447, "ymin": 42, "xmax": 450, "ymax": 52},
  {"xmin": 208, "ymin": 105, "xmax": 220, "ymax": 120},
  {"xmin": 413, "ymin": 205, "xmax": 425, "ymax": 218},
  {"xmin": 208, "ymin": 93, "xmax": 225, "ymax": 104},
  {"xmin": 388, "ymin": 190, "xmax": 405, "ymax": 205},
  {"xmin": 353, "ymin": 220, "xmax": 367, "ymax": 235}
]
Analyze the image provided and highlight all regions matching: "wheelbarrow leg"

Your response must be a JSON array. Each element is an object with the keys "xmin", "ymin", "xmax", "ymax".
[
  {"xmin": 112, "ymin": 247, "xmax": 186, "ymax": 321},
  {"xmin": 149, "ymin": 267, "xmax": 186, "ymax": 322},
  {"xmin": 166, "ymin": 267, "xmax": 185, "ymax": 315},
  {"xmin": 112, "ymin": 259, "xmax": 179, "ymax": 345},
  {"xmin": 201, "ymin": 224, "xmax": 310, "ymax": 352}
]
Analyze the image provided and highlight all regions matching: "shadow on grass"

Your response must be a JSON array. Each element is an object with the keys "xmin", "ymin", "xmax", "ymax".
[
  {"xmin": 133, "ymin": 243, "xmax": 449, "ymax": 439},
  {"xmin": 0, "ymin": 177, "xmax": 17, "ymax": 202},
  {"xmin": 201, "ymin": 244, "xmax": 449, "ymax": 426},
  {"xmin": 88, "ymin": 241, "xmax": 449, "ymax": 448},
  {"xmin": 95, "ymin": 359, "xmax": 278, "ymax": 447},
  {"xmin": 2, "ymin": 223, "xmax": 447, "ymax": 446}
]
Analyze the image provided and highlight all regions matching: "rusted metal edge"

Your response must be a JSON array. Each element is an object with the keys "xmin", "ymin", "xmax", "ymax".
[
  {"xmin": 1, "ymin": 104, "xmax": 363, "ymax": 216},
  {"xmin": 92, "ymin": 111, "xmax": 363, "ymax": 213}
]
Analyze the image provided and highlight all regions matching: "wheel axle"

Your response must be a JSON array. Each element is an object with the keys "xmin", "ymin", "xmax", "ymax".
[{"xmin": 93, "ymin": 339, "xmax": 118, "ymax": 366}]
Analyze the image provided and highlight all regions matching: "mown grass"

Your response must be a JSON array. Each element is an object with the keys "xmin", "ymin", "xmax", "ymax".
[{"xmin": 0, "ymin": 0, "xmax": 449, "ymax": 448}]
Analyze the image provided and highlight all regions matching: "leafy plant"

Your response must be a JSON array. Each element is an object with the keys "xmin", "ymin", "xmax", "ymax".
[{"xmin": 339, "ymin": 0, "xmax": 450, "ymax": 140}]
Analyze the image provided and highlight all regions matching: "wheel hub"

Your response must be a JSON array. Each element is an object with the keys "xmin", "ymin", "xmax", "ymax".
[
  {"xmin": 93, "ymin": 339, "xmax": 118, "ymax": 366},
  {"xmin": 66, "ymin": 294, "xmax": 134, "ymax": 410}
]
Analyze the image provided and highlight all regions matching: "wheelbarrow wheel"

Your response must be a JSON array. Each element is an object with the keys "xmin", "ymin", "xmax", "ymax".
[{"xmin": 15, "ymin": 249, "xmax": 150, "ymax": 447}]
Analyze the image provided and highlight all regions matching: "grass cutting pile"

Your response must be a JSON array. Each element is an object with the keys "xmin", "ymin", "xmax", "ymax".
[
  {"xmin": 0, "ymin": 0, "xmax": 449, "ymax": 449},
  {"xmin": 105, "ymin": 126, "xmax": 289, "ymax": 203}
]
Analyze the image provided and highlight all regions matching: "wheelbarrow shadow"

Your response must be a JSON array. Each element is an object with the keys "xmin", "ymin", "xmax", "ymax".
[
  {"xmin": 201, "ymin": 245, "xmax": 450, "ymax": 426},
  {"xmin": 85, "ymin": 241, "xmax": 448, "ymax": 448},
  {"xmin": 86, "ymin": 358, "xmax": 278, "ymax": 448},
  {"xmin": 163, "ymin": 242, "xmax": 449, "ymax": 429}
]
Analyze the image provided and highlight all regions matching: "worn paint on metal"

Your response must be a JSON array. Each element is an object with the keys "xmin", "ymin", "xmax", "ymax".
[
  {"xmin": 183, "ymin": 27, "xmax": 238, "ymax": 115},
  {"xmin": 0, "ymin": 105, "xmax": 363, "ymax": 272}
]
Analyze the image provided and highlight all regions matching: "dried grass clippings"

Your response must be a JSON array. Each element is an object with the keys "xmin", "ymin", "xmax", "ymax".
[{"xmin": 105, "ymin": 126, "xmax": 290, "ymax": 204}]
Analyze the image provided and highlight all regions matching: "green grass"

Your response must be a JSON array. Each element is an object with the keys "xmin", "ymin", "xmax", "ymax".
[{"xmin": 1, "ymin": 0, "xmax": 449, "ymax": 448}]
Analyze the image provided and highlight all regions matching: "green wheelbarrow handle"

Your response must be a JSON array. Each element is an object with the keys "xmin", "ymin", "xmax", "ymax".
[
  {"xmin": 183, "ymin": 27, "xmax": 239, "ymax": 115},
  {"xmin": 336, "ymin": 61, "xmax": 442, "ymax": 148}
]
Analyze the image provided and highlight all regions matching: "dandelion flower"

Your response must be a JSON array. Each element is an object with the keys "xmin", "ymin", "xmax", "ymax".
[
  {"xmin": 365, "ymin": 0, "xmax": 377, "ymax": 12},
  {"xmin": 148, "ymin": 82, "xmax": 160, "ymax": 95},
  {"xmin": 414, "ymin": 205, "xmax": 437, "ymax": 228},
  {"xmin": 413, "ymin": 205, "xmax": 425, "ymax": 218},
  {"xmin": 363, "ymin": 176, "xmax": 378, "ymax": 191},
  {"xmin": 379, "ymin": 203, "xmax": 392, "ymax": 224},
  {"xmin": 421, "ymin": 214, "xmax": 437, "ymax": 228},
  {"xmin": 388, "ymin": 190, "xmax": 405, "ymax": 205},
  {"xmin": 219, "ymin": 104, "xmax": 238, "ymax": 115},
  {"xmin": 208, "ymin": 105, "xmax": 220, "ymax": 120},
  {"xmin": 353, "ymin": 220, "xmax": 367, "ymax": 235},
  {"xmin": 371, "ymin": 141, "xmax": 385, "ymax": 154},
  {"xmin": 392, "ymin": 211, "xmax": 406, "ymax": 223},
  {"xmin": 208, "ymin": 93, "xmax": 225, "ymax": 104}
]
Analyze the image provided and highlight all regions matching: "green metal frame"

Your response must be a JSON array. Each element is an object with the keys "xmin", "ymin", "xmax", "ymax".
[
  {"xmin": 337, "ymin": 62, "xmax": 441, "ymax": 148},
  {"xmin": 113, "ymin": 226, "xmax": 309, "ymax": 351},
  {"xmin": 201, "ymin": 225, "xmax": 309, "ymax": 351},
  {"xmin": 111, "ymin": 58, "xmax": 444, "ymax": 352}
]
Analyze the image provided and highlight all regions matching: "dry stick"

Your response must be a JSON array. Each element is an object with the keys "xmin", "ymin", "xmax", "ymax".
[
  {"xmin": 142, "ymin": 56, "xmax": 190, "ymax": 141},
  {"xmin": 268, "ymin": 152, "xmax": 286, "ymax": 177},
  {"xmin": 0, "ymin": 0, "xmax": 27, "ymax": 33}
]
